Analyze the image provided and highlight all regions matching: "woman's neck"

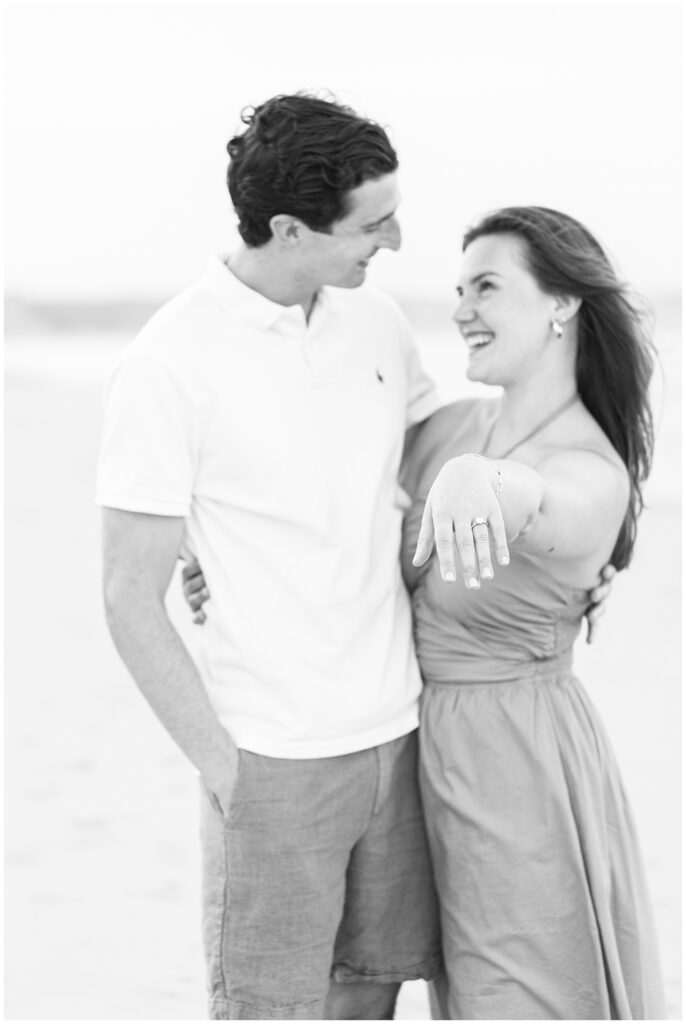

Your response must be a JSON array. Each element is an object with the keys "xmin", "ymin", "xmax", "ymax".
[
  {"xmin": 485, "ymin": 363, "xmax": 579, "ymax": 460},
  {"xmin": 498, "ymin": 376, "xmax": 578, "ymax": 432}
]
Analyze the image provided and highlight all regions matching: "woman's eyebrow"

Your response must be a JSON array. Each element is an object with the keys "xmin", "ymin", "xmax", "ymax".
[{"xmin": 469, "ymin": 271, "xmax": 502, "ymax": 284}]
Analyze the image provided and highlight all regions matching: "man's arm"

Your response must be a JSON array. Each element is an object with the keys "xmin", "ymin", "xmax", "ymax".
[{"xmin": 102, "ymin": 508, "xmax": 238, "ymax": 811}]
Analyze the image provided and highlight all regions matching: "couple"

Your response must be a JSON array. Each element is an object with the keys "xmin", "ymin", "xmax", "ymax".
[{"xmin": 98, "ymin": 93, "xmax": 664, "ymax": 1020}]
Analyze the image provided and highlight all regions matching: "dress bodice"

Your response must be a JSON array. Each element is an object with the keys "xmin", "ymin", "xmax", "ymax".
[{"xmin": 401, "ymin": 399, "xmax": 589, "ymax": 685}]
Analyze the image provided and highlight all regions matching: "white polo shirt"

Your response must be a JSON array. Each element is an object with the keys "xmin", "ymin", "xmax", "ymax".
[{"xmin": 96, "ymin": 256, "xmax": 441, "ymax": 757}]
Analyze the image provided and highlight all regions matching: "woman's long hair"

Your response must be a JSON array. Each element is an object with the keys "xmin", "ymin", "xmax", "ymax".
[{"xmin": 463, "ymin": 206, "xmax": 655, "ymax": 570}]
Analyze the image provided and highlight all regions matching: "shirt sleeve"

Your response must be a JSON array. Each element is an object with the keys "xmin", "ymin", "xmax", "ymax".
[{"xmin": 95, "ymin": 350, "xmax": 197, "ymax": 516}]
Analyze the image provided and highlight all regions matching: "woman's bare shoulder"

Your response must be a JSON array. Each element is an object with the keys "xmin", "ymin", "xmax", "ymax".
[
  {"xmin": 536, "ymin": 403, "xmax": 630, "ymax": 509},
  {"xmin": 543, "ymin": 402, "xmax": 627, "ymax": 473}
]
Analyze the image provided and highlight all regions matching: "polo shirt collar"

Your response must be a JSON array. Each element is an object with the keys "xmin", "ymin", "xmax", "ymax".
[{"xmin": 202, "ymin": 254, "xmax": 340, "ymax": 332}]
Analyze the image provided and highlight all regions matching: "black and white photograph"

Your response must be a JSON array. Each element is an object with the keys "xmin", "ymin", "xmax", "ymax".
[{"xmin": 4, "ymin": 2, "xmax": 681, "ymax": 1019}]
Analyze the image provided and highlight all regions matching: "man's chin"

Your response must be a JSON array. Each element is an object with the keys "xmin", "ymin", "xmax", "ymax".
[{"xmin": 337, "ymin": 264, "xmax": 368, "ymax": 289}]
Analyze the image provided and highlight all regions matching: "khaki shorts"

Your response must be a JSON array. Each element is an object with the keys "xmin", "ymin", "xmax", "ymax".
[{"xmin": 200, "ymin": 729, "xmax": 442, "ymax": 1019}]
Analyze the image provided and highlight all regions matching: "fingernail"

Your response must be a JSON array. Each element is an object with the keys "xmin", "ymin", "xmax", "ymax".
[
  {"xmin": 444, "ymin": 571, "xmax": 456, "ymax": 582},
  {"xmin": 481, "ymin": 567, "xmax": 493, "ymax": 579},
  {"xmin": 468, "ymin": 577, "xmax": 480, "ymax": 589},
  {"xmin": 500, "ymin": 554, "xmax": 510, "ymax": 565}
]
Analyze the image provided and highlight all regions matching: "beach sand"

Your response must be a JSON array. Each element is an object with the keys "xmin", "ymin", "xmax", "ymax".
[{"xmin": 4, "ymin": 305, "xmax": 681, "ymax": 1019}]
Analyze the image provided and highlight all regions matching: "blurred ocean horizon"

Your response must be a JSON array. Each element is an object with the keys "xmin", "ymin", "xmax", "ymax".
[
  {"xmin": 5, "ymin": 286, "xmax": 681, "ymax": 506},
  {"xmin": 4, "ymin": 286, "xmax": 682, "ymax": 336}
]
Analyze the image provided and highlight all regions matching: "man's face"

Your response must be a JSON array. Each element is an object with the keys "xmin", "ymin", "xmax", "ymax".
[{"xmin": 298, "ymin": 172, "xmax": 402, "ymax": 289}]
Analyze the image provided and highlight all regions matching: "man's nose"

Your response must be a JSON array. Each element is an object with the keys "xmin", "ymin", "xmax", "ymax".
[{"xmin": 379, "ymin": 217, "xmax": 401, "ymax": 251}]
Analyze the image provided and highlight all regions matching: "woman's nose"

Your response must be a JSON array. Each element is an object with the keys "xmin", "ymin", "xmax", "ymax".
[{"xmin": 453, "ymin": 296, "xmax": 475, "ymax": 325}]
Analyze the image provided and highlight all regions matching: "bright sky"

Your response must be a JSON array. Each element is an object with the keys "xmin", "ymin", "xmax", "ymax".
[{"xmin": 4, "ymin": 2, "xmax": 682, "ymax": 301}]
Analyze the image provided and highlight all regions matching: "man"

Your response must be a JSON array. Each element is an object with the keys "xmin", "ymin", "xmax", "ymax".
[{"xmin": 97, "ymin": 93, "xmax": 608, "ymax": 1020}]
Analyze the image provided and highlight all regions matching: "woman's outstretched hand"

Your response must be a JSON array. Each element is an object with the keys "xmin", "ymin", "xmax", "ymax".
[{"xmin": 412, "ymin": 455, "xmax": 510, "ymax": 588}]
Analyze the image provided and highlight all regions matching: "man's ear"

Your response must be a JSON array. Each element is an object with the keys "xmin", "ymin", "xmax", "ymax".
[{"xmin": 269, "ymin": 215, "xmax": 304, "ymax": 245}]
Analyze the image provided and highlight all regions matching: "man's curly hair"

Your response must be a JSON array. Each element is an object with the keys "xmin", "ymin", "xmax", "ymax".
[{"xmin": 226, "ymin": 93, "xmax": 398, "ymax": 247}]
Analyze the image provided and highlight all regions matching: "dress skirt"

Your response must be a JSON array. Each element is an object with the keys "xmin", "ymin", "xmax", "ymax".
[{"xmin": 419, "ymin": 670, "xmax": 666, "ymax": 1020}]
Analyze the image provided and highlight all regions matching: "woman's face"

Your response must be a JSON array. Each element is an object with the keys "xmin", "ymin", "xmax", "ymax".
[{"xmin": 454, "ymin": 233, "xmax": 558, "ymax": 387}]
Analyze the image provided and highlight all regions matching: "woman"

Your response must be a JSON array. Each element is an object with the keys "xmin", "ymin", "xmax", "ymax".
[
  {"xmin": 184, "ymin": 206, "xmax": 665, "ymax": 1019},
  {"xmin": 403, "ymin": 206, "xmax": 665, "ymax": 1019}
]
